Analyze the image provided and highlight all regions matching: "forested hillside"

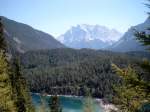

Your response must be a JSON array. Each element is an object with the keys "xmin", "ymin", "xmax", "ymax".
[
  {"xmin": 0, "ymin": 18, "xmax": 34, "ymax": 112},
  {"xmin": 20, "ymin": 48, "xmax": 150, "ymax": 101},
  {"xmin": 1, "ymin": 16, "xmax": 65, "ymax": 53}
]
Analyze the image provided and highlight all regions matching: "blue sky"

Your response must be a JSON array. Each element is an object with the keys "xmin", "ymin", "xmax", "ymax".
[{"xmin": 0, "ymin": 0, "xmax": 149, "ymax": 37}]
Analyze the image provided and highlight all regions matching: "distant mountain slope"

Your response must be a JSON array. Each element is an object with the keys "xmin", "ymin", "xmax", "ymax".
[
  {"xmin": 1, "ymin": 16, "xmax": 65, "ymax": 53},
  {"xmin": 110, "ymin": 17, "xmax": 150, "ymax": 52},
  {"xmin": 58, "ymin": 24, "xmax": 122, "ymax": 49}
]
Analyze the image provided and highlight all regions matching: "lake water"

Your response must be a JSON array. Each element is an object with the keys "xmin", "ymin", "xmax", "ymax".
[{"xmin": 32, "ymin": 93, "xmax": 104, "ymax": 112}]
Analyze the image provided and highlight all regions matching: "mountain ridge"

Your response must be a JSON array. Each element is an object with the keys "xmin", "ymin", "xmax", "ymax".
[
  {"xmin": 110, "ymin": 17, "xmax": 150, "ymax": 52},
  {"xmin": 0, "ymin": 16, "xmax": 65, "ymax": 53},
  {"xmin": 58, "ymin": 24, "xmax": 122, "ymax": 49}
]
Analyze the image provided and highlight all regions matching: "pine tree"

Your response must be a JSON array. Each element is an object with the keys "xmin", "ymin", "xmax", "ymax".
[
  {"xmin": 83, "ymin": 87, "xmax": 95, "ymax": 112},
  {"xmin": 134, "ymin": 1, "xmax": 150, "ymax": 111},
  {"xmin": 112, "ymin": 1, "xmax": 150, "ymax": 111},
  {"xmin": 0, "ymin": 17, "xmax": 34, "ymax": 112},
  {"xmin": 145, "ymin": 0, "xmax": 150, "ymax": 15},
  {"xmin": 11, "ymin": 58, "xmax": 35, "ymax": 112},
  {"xmin": 49, "ymin": 95, "xmax": 62, "ymax": 112},
  {"xmin": 0, "ymin": 17, "xmax": 16, "ymax": 112},
  {"xmin": 0, "ymin": 51, "xmax": 16, "ymax": 112},
  {"xmin": 0, "ymin": 17, "xmax": 7, "ymax": 52},
  {"xmin": 112, "ymin": 64, "xmax": 150, "ymax": 112},
  {"xmin": 83, "ymin": 95, "xmax": 95, "ymax": 112},
  {"xmin": 135, "ymin": 0, "xmax": 150, "ymax": 50},
  {"xmin": 39, "ymin": 96, "xmax": 47, "ymax": 112}
]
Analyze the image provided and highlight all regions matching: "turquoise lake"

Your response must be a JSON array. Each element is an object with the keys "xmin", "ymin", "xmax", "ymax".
[{"xmin": 32, "ymin": 93, "xmax": 104, "ymax": 112}]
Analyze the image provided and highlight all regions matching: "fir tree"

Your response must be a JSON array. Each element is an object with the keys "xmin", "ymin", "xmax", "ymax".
[
  {"xmin": 0, "ymin": 17, "xmax": 7, "ymax": 52},
  {"xmin": 49, "ymin": 95, "xmax": 62, "ymax": 112},
  {"xmin": 135, "ymin": 0, "xmax": 150, "ymax": 50},
  {"xmin": 83, "ymin": 89, "xmax": 95, "ymax": 112},
  {"xmin": 11, "ymin": 57, "xmax": 35, "ymax": 112},
  {"xmin": 0, "ymin": 17, "xmax": 16, "ymax": 112},
  {"xmin": 0, "ymin": 17, "xmax": 34, "ymax": 112},
  {"xmin": 112, "ymin": 1, "xmax": 150, "ymax": 111},
  {"xmin": 0, "ymin": 51, "xmax": 16, "ymax": 112},
  {"xmin": 112, "ymin": 64, "xmax": 150, "ymax": 112}
]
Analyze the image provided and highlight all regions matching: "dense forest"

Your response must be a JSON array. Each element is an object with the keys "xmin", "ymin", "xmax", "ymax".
[
  {"xmin": 20, "ymin": 48, "xmax": 150, "ymax": 101},
  {"xmin": 0, "ymin": 18, "xmax": 34, "ymax": 112}
]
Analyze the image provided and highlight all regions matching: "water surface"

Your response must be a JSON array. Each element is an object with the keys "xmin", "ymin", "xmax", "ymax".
[{"xmin": 32, "ymin": 93, "xmax": 104, "ymax": 112}]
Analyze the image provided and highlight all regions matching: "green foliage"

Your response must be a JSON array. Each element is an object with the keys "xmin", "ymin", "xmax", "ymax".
[
  {"xmin": 112, "ymin": 1, "xmax": 150, "ymax": 111},
  {"xmin": 0, "ymin": 17, "xmax": 16, "ymax": 112},
  {"xmin": 135, "ymin": 30, "xmax": 150, "ymax": 50},
  {"xmin": 0, "ymin": 18, "xmax": 7, "ymax": 52},
  {"xmin": 20, "ymin": 48, "xmax": 150, "ymax": 101},
  {"xmin": 135, "ymin": 0, "xmax": 150, "ymax": 50},
  {"xmin": 112, "ymin": 64, "xmax": 150, "ymax": 112},
  {"xmin": 83, "ymin": 88, "xmax": 95, "ymax": 112},
  {"xmin": 0, "ymin": 51, "xmax": 16, "ymax": 112},
  {"xmin": 11, "ymin": 58, "xmax": 35, "ymax": 112},
  {"xmin": 0, "ymin": 16, "xmax": 34, "ymax": 112},
  {"xmin": 145, "ymin": 0, "xmax": 150, "ymax": 15},
  {"xmin": 38, "ymin": 96, "xmax": 47, "ymax": 112},
  {"xmin": 21, "ymin": 49, "xmax": 135, "ymax": 98},
  {"xmin": 49, "ymin": 95, "xmax": 62, "ymax": 112},
  {"xmin": 83, "ymin": 96, "xmax": 95, "ymax": 112}
]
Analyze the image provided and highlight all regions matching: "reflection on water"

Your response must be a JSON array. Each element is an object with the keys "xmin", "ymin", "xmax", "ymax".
[{"xmin": 32, "ymin": 93, "xmax": 103, "ymax": 112}]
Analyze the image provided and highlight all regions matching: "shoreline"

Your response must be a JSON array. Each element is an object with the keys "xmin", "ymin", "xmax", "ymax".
[{"xmin": 32, "ymin": 93, "xmax": 118, "ymax": 112}]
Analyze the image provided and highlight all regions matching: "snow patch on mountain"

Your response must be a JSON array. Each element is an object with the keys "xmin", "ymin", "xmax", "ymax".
[
  {"xmin": 58, "ymin": 24, "xmax": 122, "ymax": 49},
  {"xmin": 13, "ymin": 37, "xmax": 21, "ymax": 44}
]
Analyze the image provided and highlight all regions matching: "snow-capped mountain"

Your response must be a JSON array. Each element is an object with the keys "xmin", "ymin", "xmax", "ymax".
[
  {"xmin": 58, "ymin": 24, "xmax": 122, "ymax": 49},
  {"xmin": 110, "ymin": 17, "xmax": 150, "ymax": 52}
]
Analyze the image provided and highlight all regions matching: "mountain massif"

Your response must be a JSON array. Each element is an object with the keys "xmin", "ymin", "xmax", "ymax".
[
  {"xmin": 58, "ymin": 17, "xmax": 150, "ymax": 52},
  {"xmin": 1, "ymin": 16, "xmax": 65, "ymax": 53},
  {"xmin": 1, "ymin": 16, "xmax": 149, "ymax": 53},
  {"xmin": 58, "ymin": 24, "xmax": 122, "ymax": 49}
]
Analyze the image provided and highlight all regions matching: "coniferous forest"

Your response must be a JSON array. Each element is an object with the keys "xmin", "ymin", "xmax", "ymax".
[
  {"xmin": 0, "ymin": 18, "xmax": 34, "ymax": 112},
  {"xmin": 0, "ymin": 0, "xmax": 150, "ymax": 112},
  {"xmin": 20, "ymin": 49, "xmax": 150, "ymax": 100}
]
